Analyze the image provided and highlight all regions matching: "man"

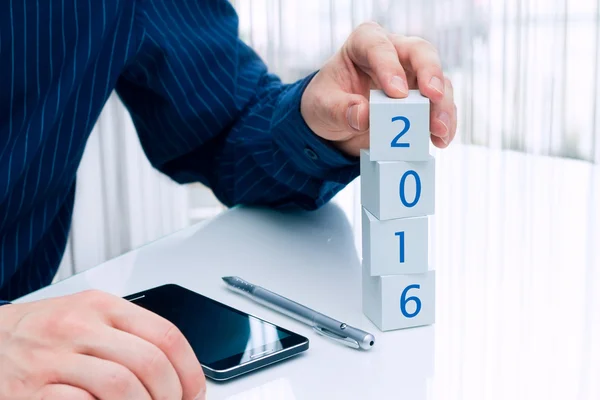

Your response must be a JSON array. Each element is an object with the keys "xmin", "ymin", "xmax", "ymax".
[{"xmin": 0, "ymin": 0, "xmax": 457, "ymax": 398}]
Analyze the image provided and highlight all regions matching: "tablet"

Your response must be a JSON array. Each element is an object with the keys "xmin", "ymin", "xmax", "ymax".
[{"xmin": 124, "ymin": 283, "xmax": 309, "ymax": 381}]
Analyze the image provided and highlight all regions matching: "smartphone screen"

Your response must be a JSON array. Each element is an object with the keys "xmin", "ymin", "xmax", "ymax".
[{"xmin": 125, "ymin": 284, "xmax": 305, "ymax": 372}]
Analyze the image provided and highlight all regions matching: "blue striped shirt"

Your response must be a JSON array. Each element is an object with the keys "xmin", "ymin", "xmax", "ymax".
[{"xmin": 0, "ymin": 0, "xmax": 359, "ymax": 304}]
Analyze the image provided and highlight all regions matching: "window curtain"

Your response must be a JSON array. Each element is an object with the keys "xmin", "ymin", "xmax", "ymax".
[
  {"xmin": 55, "ymin": 94, "xmax": 189, "ymax": 280},
  {"xmin": 236, "ymin": 0, "xmax": 600, "ymax": 162}
]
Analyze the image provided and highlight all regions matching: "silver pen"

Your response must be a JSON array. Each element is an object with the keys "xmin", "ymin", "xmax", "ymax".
[{"xmin": 222, "ymin": 276, "xmax": 375, "ymax": 350}]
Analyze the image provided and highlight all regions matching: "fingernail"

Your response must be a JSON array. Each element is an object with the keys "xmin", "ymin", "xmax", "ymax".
[
  {"xmin": 390, "ymin": 76, "xmax": 409, "ymax": 95},
  {"xmin": 347, "ymin": 104, "xmax": 361, "ymax": 131},
  {"xmin": 429, "ymin": 76, "xmax": 444, "ymax": 95},
  {"xmin": 437, "ymin": 112, "xmax": 450, "ymax": 136},
  {"xmin": 194, "ymin": 388, "xmax": 206, "ymax": 400}
]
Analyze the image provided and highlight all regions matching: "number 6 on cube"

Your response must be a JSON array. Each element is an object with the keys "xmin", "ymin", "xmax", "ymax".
[
  {"xmin": 363, "ymin": 269, "xmax": 435, "ymax": 331},
  {"xmin": 400, "ymin": 284, "xmax": 421, "ymax": 318}
]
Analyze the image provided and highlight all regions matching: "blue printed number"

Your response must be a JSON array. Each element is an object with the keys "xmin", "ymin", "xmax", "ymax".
[
  {"xmin": 399, "ymin": 170, "xmax": 421, "ymax": 207},
  {"xmin": 400, "ymin": 284, "xmax": 422, "ymax": 318},
  {"xmin": 395, "ymin": 231, "xmax": 405, "ymax": 263},
  {"xmin": 390, "ymin": 116, "xmax": 410, "ymax": 148}
]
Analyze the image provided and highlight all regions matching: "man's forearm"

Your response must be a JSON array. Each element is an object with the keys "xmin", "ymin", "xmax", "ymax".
[
  {"xmin": 142, "ymin": 71, "xmax": 360, "ymax": 210},
  {"xmin": 115, "ymin": 0, "xmax": 359, "ymax": 211}
]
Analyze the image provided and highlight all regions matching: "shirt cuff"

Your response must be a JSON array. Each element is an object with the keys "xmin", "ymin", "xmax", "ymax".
[
  {"xmin": 272, "ymin": 72, "xmax": 360, "ymax": 183},
  {"xmin": 0, "ymin": 300, "xmax": 10, "ymax": 306}
]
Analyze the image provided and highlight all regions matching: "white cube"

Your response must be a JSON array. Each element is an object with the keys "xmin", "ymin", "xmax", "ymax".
[
  {"xmin": 362, "ymin": 269, "xmax": 435, "ymax": 331},
  {"xmin": 360, "ymin": 149, "xmax": 435, "ymax": 220},
  {"xmin": 362, "ymin": 208, "xmax": 428, "ymax": 276},
  {"xmin": 369, "ymin": 89, "xmax": 430, "ymax": 161}
]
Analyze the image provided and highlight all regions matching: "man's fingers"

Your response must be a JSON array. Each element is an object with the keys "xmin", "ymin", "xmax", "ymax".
[
  {"xmin": 344, "ymin": 93, "xmax": 370, "ymax": 136},
  {"xmin": 78, "ymin": 326, "xmax": 182, "ymax": 400},
  {"xmin": 34, "ymin": 385, "xmax": 95, "ymax": 400},
  {"xmin": 309, "ymin": 87, "xmax": 369, "ymax": 138},
  {"xmin": 447, "ymin": 102, "xmax": 458, "ymax": 145},
  {"xmin": 429, "ymin": 77, "xmax": 456, "ymax": 147},
  {"xmin": 345, "ymin": 22, "xmax": 409, "ymax": 98},
  {"xmin": 56, "ymin": 354, "xmax": 151, "ymax": 400},
  {"xmin": 448, "ymin": 79, "xmax": 457, "ymax": 144},
  {"xmin": 103, "ymin": 297, "xmax": 206, "ymax": 400},
  {"xmin": 389, "ymin": 34, "xmax": 445, "ymax": 103}
]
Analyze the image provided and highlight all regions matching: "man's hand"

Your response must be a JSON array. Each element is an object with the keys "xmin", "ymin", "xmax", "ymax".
[
  {"xmin": 0, "ymin": 291, "xmax": 206, "ymax": 400},
  {"xmin": 301, "ymin": 22, "xmax": 457, "ymax": 157}
]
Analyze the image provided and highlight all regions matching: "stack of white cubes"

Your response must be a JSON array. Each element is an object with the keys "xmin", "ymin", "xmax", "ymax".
[{"xmin": 361, "ymin": 89, "xmax": 436, "ymax": 331}]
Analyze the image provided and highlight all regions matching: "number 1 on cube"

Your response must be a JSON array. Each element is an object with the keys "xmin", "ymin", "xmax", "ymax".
[{"xmin": 395, "ymin": 231, "xmax": 405, "ymax": 263}]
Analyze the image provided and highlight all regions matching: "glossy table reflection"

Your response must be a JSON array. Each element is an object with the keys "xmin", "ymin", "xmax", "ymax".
[{"xmin": 16, "ymin": 145, "xmax": 600, "ymax": 400}]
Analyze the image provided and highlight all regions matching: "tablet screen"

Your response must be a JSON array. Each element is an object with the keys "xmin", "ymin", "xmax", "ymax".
[{"xmin": 125, "ymin": 284, "xmax": 302, "ymax": 371}]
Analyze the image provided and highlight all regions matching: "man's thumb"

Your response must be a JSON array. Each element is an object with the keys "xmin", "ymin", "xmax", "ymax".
[
  {"xmin": 302, "ymin": 79, "xmax": 370, "ymax": 142},
  {"xmin": 340, "ymin": 93, "xmax": 369, "ymax": 135}
]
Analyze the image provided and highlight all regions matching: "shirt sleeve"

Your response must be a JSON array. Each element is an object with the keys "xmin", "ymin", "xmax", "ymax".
[
  {"xmin": 115, "ymin": 0, "xmax": 359, "ymax": 210},
  {"xmin": 0, "ymin": 300, "xmax": 10, "ymax": 306}
]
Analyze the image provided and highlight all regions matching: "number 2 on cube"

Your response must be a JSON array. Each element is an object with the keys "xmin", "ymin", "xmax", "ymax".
[{"xmin": 390, "ymin": 116, "xmax": 410, "ymax": 148}]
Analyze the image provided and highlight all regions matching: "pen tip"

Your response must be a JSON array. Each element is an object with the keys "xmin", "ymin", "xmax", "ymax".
[{"xmin": 222, "ymin": 276, "xmax": 235, "ymax": 285}]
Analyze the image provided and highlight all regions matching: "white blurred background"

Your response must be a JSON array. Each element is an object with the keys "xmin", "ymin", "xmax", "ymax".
[{"xmin": 56, "ymin": 0, "xmax": 600, "ymax": 279}]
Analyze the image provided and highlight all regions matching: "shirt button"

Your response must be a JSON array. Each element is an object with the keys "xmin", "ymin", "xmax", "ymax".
[{"xmin": 304, "ymin": 147, "xmax": 318, "ymax": 160}]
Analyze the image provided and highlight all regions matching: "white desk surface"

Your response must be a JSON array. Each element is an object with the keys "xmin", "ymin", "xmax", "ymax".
[{"xmin": 16, "ymin": 146, "xmax": 600, "ymax": 400}]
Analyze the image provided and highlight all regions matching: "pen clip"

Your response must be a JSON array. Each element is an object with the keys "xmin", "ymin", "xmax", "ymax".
[{"xmin": 312, "ymin": 326, "xmax": 360, "ymax": 349}]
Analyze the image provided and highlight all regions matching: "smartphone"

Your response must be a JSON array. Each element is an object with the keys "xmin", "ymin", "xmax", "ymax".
[{"xmin": 123, "ymin": 284, "xmax": 309, "ymax": 381}]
